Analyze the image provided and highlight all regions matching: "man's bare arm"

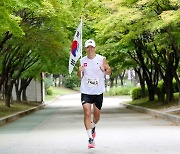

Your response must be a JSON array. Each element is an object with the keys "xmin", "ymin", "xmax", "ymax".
[{"xmin": 103, "ymin": 58, "xmax": 111, "ymax": 75}]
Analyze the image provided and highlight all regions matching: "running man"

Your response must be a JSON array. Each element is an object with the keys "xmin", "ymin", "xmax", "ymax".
[{"xmin": 77, "ymin": 39, "xmax": 111, "ymax": 148}]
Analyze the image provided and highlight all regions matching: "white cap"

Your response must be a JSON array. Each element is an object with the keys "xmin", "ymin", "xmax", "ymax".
[{"xmin": 84, "ymin": 39, "xmax": 96, "ymax": 47}]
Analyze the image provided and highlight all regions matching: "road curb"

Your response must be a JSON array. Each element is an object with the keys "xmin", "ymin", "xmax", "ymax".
[
  {"xmin": 0, "ymin": 103, "xmax": 45, "ymax": 127},
  {"xmin": 121, "ymin": 103, "xmax": 180, "ymax": 125}
]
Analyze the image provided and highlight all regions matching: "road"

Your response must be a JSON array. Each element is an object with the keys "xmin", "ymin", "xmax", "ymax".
[{"xmin": 0, "ymin": 93, "xmax": 180, "ymax": 154}]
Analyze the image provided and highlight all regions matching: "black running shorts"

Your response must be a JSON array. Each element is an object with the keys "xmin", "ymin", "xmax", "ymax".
[{"xmin": 81, "ymin": 93, "xmax": 103, "ymax": 110}]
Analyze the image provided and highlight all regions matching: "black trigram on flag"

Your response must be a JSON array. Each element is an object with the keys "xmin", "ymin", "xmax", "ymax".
[
  {"xmin": 70, "ymin": 59, "xmax": 76, "ymax": 66},
  {"xmin": 76, "ymin": 31, "xmax": 80, "ymax": 38}
]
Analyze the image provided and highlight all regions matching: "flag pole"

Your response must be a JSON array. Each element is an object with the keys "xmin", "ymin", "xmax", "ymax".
[
  {"xmin": 80, "ymin": 17, "xmax": 83, "ymax": 60},
  {"xmin": 80, "ymin": 17, "xmax": 83, "ymax": 78}
]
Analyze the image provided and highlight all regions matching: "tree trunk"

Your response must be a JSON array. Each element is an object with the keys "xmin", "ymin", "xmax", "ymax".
[
  {"xmin": 4, "ymin": 77, "xmax": 14, "ymax": 107},
  {"xmin": 61, "ymin": 74, "xmax": 65, "ymax": 87},
  {"xmin": 172, "ymin": 60, "xmax": 180, "ymax": 93},
  {"xmin": 115, "ymin": 76, "xmax": 118, "ymax": 87},
  {"xmin": 134, "ymin": 67, "xmax": 146, "ymax": 98},
  {"xmin": 164, "ymin": 72, "xmax": 174, "ymax": 103},
  {"xmin": 156, "ymin": 84, "xmax": 165, "ymax": 102},
  {"xmin": 16, "ymin": 92, "xmax": 21, "ymax": 102},
  {"xmin": 21, "ymin": 78, "xmax": 33, "ymax": 102},
  {"xmin": 110, "ymin": 78, "xmax": 114, "ymax": 88},
  {"xmin": 146, "ymin": 82, "xmax": 155, "ymax": 101},
  {"xmin": 15, "ymin": 79, "xmax": 21, "ymax": 102},
  {"xmin": 134, "ymin": 39, "xmax": 156, "ymax": 101},
  {"xmin": 165, "ymin": 28, "xmax": 180, "ymax": 58},
  {"xmin": 5, "ymin": 93, "xmax": 11, "ymax": 107},
  {"xmin": 120, "ymin": 77, "xmax": 123, "ymax": 86},
  {"xmin": 22, "ymin": 89, "xmax": 27, "ymax": 102},
  {"xmin": 58, "ymin": 75, "xmax": 61, "ymax": 87},
  {"xmin": 0, "ymin": 31, "xmax": 13, "ymax": 50},
  {"xmin": 119, "ymin": 71, "xmax": 125, "ymax": 87}
]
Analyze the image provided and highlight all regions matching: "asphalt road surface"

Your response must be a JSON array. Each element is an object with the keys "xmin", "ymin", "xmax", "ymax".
[{"xmin": 0, "ymin": 93, "xmax": 180, "ymax": 154}]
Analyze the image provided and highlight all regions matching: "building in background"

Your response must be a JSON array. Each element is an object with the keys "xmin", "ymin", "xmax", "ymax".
[{"xmin": 11, "ymin": 74, "xmax": 45, "ymax": 103}]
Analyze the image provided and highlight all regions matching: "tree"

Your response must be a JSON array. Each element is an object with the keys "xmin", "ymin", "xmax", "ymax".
[
  {"xmin": 0, "ymin": 0, "xmax": 76, "ymax": 106},
  {"xmin": 95, "ymin": 0, "xmax": 180, "ymax": 103}
]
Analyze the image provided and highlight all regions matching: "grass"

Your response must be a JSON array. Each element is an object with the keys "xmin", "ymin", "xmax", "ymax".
[
  {"xmin": 0, "ymin": 101, "xmax": 39, "ymax": 118},
  {"xmin": 128, "ymin": 93, "xmax": 180, "ymax": 110},
  {"xmin": 45, "ymin": 86, "xmax": 79, "ymax": 102}
]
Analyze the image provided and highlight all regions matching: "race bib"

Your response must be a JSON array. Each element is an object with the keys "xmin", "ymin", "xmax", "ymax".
[{"xmin": 86, "ymin": 78, "xmax": 99, "ymax": 87}]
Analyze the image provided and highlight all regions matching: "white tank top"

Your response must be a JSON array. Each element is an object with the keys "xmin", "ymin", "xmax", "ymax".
[{"xmin": 80, "ymin": 54, "xmax": 105, "ymax": 95}]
